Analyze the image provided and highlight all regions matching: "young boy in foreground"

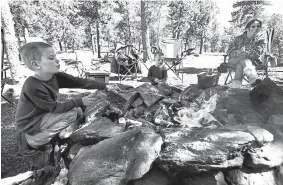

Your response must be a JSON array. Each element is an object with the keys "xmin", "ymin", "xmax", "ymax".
[
  {"xmin": 147, "ymin": 51, "xmax": 168, "ymax": 85},
  {"xmin": 15, "ymin": 42, "xmax": 118, "ymax": 155}
]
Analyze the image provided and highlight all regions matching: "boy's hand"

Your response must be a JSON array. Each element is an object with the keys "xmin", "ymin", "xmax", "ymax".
[
  {"xmin": 154, "ymin": 78, "xmax": 161, "ymax": 83},
  {"xmin": 82, "ymin": 94, "xmax": 97, "ymax": 106},
  {"xmin": 106, "ymin": 84, "xmax": 121, "ymax": 92}
]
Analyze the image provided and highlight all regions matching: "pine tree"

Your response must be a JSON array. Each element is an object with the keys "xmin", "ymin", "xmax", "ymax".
[
  {"xmin": 1, "ymin": 0, "xmax": 21, "ymax": 83},
  {"xmin": 231, "ymin": 0, "xmax": 271, "ymax": 28}
]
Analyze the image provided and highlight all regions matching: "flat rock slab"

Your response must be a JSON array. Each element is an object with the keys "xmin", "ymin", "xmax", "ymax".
[
  {"xmin": 268, "ymin": 114, "xmax": 283, "ymax": 126},
  {"xmin": 131, "ymin": 83, "xmax": 164, "ymax": 108},
  {"xmin": 245, "ymin": 125, "xmax": 274, "ymax": 146},
  {"xmin": 245, "ymin": 124, "xmax": 283, "ymax": 168},
  {"xmin": 68, "ymin": 128, "xmax": 163, "ymax": 185},
  {"xmin": 157, "ymin": 127, "xmax": 254, "ymax": 173},
  {"xmin": 70, "ymin": 117, "xmax": 125, "ymax": 143},
  {"xmin": 182, "ymin": 171, "xmax": 227, "ymax": 185},
  {"xmin": 132, "ymin": 167, "xmax": 171, "ymax": 185},
  {"xmin": 107, "ymin": 90, "xmax": 139, "ymax": 114},
  {"xmin": 85, "ymin": 100, "xmax": 110, "ymax": 122},
  {"xmin": 223, "ymin": 165, "xmax": 283, "ymax": 185}
]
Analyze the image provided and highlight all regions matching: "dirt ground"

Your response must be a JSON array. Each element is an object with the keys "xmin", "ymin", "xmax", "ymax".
[{"xmin": 1, "ymin": 54, "xmax": 282, "ymax": 178}]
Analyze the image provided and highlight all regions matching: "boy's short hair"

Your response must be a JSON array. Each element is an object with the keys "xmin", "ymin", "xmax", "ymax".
[
  {"xmin": 154, "ymin": 51, "xmax": 164, "ymax": 59},
  {"xmin": 20, "ymin": 42, "xmax": 52, "ymax": 70}
]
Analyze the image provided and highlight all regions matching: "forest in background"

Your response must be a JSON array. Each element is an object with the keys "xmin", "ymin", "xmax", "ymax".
[{"xmin": 2, "ymin": 0, "xmax": 283, "ymax": 82}]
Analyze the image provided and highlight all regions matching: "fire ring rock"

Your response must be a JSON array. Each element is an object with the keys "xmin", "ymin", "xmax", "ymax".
[{"xmin": 68, "ymin": 128, "xmax": 163, "ymax": 185}]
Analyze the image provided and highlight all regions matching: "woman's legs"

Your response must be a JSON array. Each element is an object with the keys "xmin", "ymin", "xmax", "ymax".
[
  {"xmin": 228, "ymin": 58, "xmax": 244, "ymax": 87},
  {"xmin": 228, "ymin": 58, "xmax": 258, "ymax": 85},
  {"xmin": 235, "ymin": 63, "xmax": 244, "ymax": 81},
  {"xmin": 241, "ymin": 59, "xmax": 258, "ymax": 84}
]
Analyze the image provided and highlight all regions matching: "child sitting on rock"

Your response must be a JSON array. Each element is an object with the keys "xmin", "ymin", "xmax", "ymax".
[
  {"xmin": 15, "ymin": 42, "xmax": 119, "ymax": 157},
  {"xmin": 147, "ymin": 51, "xmax": 172, "ymax": 96}
]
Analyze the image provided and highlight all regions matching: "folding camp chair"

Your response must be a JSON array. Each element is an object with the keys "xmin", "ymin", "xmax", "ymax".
[
  {"xmin": 152, "ymin": 38, "xmax": 195, "ymax": 82},
  {"xmin": 62, "ymin": 59, "xmax": 86, "ymax": 78},
  {"xmin": 219, "ymin": 29, "xmax": 274, "ymax": 85},
  {"xmin": 115, "ymin": 45, "xmax": 141, "ymax": 81}
]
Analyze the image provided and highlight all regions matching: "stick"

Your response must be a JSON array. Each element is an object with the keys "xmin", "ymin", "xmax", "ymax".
[{"xmin": 1, "ymin": 171, "xmax": 34, "ymax": 185}]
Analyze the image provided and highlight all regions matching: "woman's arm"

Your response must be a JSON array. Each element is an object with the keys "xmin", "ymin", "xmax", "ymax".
[
  {"xmin": 245, "ymin": 39, "xmax": 265, "ymax": 60},
  {"xmin": 227, "ymin": 36, "xmax": 246, "ymax": 58}
]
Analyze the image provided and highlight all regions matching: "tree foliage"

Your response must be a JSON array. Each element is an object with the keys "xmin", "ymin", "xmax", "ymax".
[
  {"xmin": 7, "ymin": 0, "xmax": 282, "ymax": 57},
  {"xmin": 231, "ymin": 0, "xmax": 271, "ymax": 28},
  {"xmin": 267, "ymin": 14, "xmax": 283, "ymax": 56}
]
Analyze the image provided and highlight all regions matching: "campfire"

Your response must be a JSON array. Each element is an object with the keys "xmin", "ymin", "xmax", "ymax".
[{"xmin": 5, "ymin": 79, "xmax": 283, "ymax": 185}]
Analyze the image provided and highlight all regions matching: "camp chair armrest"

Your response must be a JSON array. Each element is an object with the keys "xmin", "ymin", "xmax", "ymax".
[
  {"xmin": 1, "ymin": 66, "xmax": 11, "ymax": 72},
  {"xmin": 181, "ymin": 48, "xmax": 195, "ymax": 57},
  {"xmin": 223, "ymin": 54, "xmax": 228, "ymax": 63}
]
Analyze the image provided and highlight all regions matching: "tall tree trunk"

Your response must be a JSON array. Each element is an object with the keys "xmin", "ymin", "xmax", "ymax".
[
  {"xmin": 96, "ymin": 20, "xmax": 101, "ymax": 58},
  {"xmin": 185, "ymin": 38, "xmax": 188, "ymax": 50},
  {"xmin": 90, "ymin": 24, "xmax": 95, "ymax": 55},
  {"xmin": 199, "ymin": 30, "xmax": 204, "ymax": 54},
  {"xmin": 95, "ymin": 2, "xmax": 101, "ymax": 58},
  {"xmin": 146, "ymin": 29, "xmax": 152, "ymax": 61},
  {"xmin": 64, "ymin": 41, "xmax": 67, "ymax": 52},
  {"xmin": 199, "ymin": 36, "xmax": 204, "ymax": 54},
  {"xmin": 141, "ymin": 1, "xmax": 147, "ymax": 63},
  {"xmin": 72, "ymin": 38, "xmax": 75, "ymax": 53},
  {"xmin": 278, "ymin": 43, "xmax": 281, "ymax": 56},
  {"xmin": 58, "ymin": 41, "xmax": 63, "ymax": 51},
  {"xmin": 1, "ymin": 0, "xmax": 20, "ymax": 83},
  {"xmin": 127, "ymin": 11, "xmax": 131, "ymax": 44},
  {"xmin": 24, "ymin": 26, "xmax": 29, "ymax": 43},
  {"xmin": 172, "ymin": 29, "xmax": 176, "ymax": 38}
]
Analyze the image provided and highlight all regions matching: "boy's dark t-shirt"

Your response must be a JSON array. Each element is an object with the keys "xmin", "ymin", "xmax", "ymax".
[
  {"xmin": 147, "ymin": 65, "xmax": 167, "ymax": 85},
  {"xmin": 15, "ymin": 72, "xmax": 106, "ymax": 153}
]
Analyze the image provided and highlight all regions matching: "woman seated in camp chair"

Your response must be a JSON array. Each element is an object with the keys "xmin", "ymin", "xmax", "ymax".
[
  {"xmin": 116, "ymin": 45, "xmax": 140, "ymax": 74},
  {"xmin": 227, "ymin": 19, "xmax": 265, "ymax": 88}
]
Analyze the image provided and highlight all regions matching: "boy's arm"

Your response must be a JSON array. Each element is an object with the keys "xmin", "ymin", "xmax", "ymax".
[
  {"xmin": 147, "ymin": 66, "xmax": 156, "ymax": 82},
  {"xmin": 27, "ymin": 85, "xmax": 84, "ymax": 114},
  {"xmin": 56, "ymin": 72, "xmax": 106, "ymax": 90},
  {"xmin": 161, "ymin": 68, "xmax": 168, "ymax": 83}
]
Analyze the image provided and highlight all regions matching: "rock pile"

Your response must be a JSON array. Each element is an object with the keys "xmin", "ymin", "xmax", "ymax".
[{"xmin": 20, "ymin": 78, "xmax": 283, "ymax": 185}]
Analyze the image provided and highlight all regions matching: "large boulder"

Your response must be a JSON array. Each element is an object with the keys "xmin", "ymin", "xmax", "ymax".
[
  {"xmin": 268, "ymin": 114, "xmax": 283, "ymax": 126},
  {"xmin": 250, "ymin": 78, "xmax": 283, "ymax": 119},
  {"xmin": 70, "ymin": 117, "xmax": 125, "ymax": 144},
  {"xmin": 245, "ymin": 125, "xmax": 274, "ymax": 146},
  {"xmin": 132, "ymin": 167, "xmax": 172, "ymax": 185},
  {"xmin": 245, "ymin": 124, "xmax": 283, "ymax": 168},
  {"xmin": 157, "ymin": 127, "xmax": 255, "ymax": 174},
  {"xmin": 223, "ymin": 165, "xmax": 283, "ymax": 185},
  {"xmin": 107, "ymin": 90, "xmax": 140, "ymax": 115},
  {"xmin": 68, "ymin": 128, "xmax": 163, "ymax": 185},
  {"xmin": 182, "ymin": 171, "xmax": 227, "ymax": 185},
  {"xmin": 132, "ymin": 83, "xmax": 164, "ymax": 108}
]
